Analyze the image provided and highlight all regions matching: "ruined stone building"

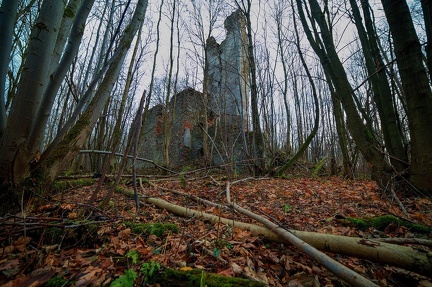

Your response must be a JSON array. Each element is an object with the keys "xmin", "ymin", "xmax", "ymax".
[{"xmin": 139, "ymin": 10, "xmax": 250, "ymax": 170}]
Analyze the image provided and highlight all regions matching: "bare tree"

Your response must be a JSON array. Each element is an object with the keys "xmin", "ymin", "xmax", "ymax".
[
  {"xmin": 295, "ymin": 0, "xmax": 387, "ymax": 183},
  {"xmin": 235, "ymin": 0, "xmax": 265, "ymax": 174},
  {"xmin": 277, "ymin": 0, "xmax": 320, "ymax": 175},
  {"xmin": 0, "ymin": 0, "xmax": 149, "ymax": 214},
  {"xmin": 349, "ymin": 0, "xmax": 408, "ymax": 173},
  {"xmin": 42, "ymin": 0, "xmax": 148, "ymax": 183},
  {"xmin": 381, "ymin": 0, "xmax": 432, "ymax": 193},
  {"xmin": 0, "ymin": 0, "xmax": 69, "ymax": 185}
]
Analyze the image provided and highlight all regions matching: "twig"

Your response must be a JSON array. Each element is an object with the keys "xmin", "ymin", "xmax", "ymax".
[
  {"xmin": 79, "ymin": 149, "xmax": 178, "ymax": 175},
  {"xmin": 384, "ymin": 177, "xmax": 409, "ymax": 218}
]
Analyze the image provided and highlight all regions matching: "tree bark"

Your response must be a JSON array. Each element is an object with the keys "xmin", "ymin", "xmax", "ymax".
[
  {"xmin": 351, "ymin": 0, "xmax": 408, "ymax": 173},
  {"xmin": 0, "ymin": 0, "xmax": 67, "ymax": 185},
  {"xmin": 42, "ymin": 0, "xmax": 148, "ymax": 184},
  {"xmin": 27, "ymin": 0, "xmax": 94, "ymax": 154},
  {"xmin": 381, "ymin": 0, "xmax": 432, "ymax": 193},
  {"xmin": 421, "ymin": 0, "xmax": 432, "ymax": 78},
  {"xmin": 0, "ymin": 0, "xmax": 20, "ymax": 137},
  {"xmin": 296, "ymin": 0, "xmax": 388, "ymax": 184}
]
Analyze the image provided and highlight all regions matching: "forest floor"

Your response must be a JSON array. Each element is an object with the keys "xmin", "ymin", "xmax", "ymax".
[{"xmin": 1, "ymin": 175, "xmax": 432, "ymax": 286}]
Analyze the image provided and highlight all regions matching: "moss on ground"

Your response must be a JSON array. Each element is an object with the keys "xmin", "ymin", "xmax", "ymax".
[
  {"xmin": 52, "ymin": 179, "xmax": 96, "ymax": 191},
  {"xmin": 155, "ymin": 268, "xmax": 266, "ymax": 287},
  {"xmin": 126, "ymin": 222, "xmax": 179, "ymax": 237},
  {"xmin": 344, "ymin": 215, "xmax": 431, "ymax": 234}
]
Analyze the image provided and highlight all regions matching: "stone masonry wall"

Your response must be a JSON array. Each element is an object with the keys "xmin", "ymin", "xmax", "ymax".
[{"xmin": 206, "ymin": 9, "xmax": 249, "ymax": 123}]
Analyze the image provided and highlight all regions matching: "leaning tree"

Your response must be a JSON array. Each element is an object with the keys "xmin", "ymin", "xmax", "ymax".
[{"xmin": 0, "ymin": 0, "xmax": 149, "ymax": 214}]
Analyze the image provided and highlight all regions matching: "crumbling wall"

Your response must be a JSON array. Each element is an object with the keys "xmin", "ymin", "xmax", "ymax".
[
  {"xmin": 205, "ymin": 9, "xmax": 250, "ymax": 169},
  {"xmin": 140, "ymin": 104, "xmax": 164, "ymax": 168},
  {"xmin": 206, "ymin": 9, "xmax": 249, "ymax": 122},
  {"xmin": 139, "ymin": 88, "xmax": 207, "ymax": 169},
  {"xmin": 168, "ymin": 88, "xmax": 207, "ymax": 167}
]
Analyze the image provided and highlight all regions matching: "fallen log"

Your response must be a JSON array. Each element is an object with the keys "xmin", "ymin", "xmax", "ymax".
[
  {"xmin": 225, "ymin": 183, "xmax": 376, "ymax": 287},
  {"xmin": 141, "ymin": 196, "xmax": 432, "ymax": 278}
]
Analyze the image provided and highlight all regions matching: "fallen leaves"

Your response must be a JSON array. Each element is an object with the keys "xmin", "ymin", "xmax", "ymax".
[{"xmin": 0, "ymin": 176, "xmax": 431, "ymax": 286}]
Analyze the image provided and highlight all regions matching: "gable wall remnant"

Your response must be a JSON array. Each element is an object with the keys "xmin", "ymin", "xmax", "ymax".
[{"xmin": 206, "ymin": 9, "xmax": 249, "ymax": 125}]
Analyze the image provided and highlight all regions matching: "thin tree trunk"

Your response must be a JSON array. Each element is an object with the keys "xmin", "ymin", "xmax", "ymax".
[
  {"xmin": 421, "ymin": 0, "xmax": 432, "ymax": 78},
  {"xmin": 88, "ymin": 21, "xmax": 144, "ymax": 203},
  {"xmin": 0, "ymin": 0, "xmax": 20, "ymax": 137},
  {"xmin": 42, "ymin": 0, "xmax": 148, "ymax": 185},
  {"xmin": 162, "ymin": 0, "xmax": 178, "ymax": 170},
  {"xmin": 132, "ymin": 92, "xmax": 146, "ymax": 215},
  {"xmin": 296, "ymin": 0, "xmax": 387, "ymax": 184},
  {"xmin": 277, "ymin": 10, "xmax": 320, "ymax": 175},
  {"xmin": 244, "ymin": 4, "xmax": 265, "ymax": 174},
  {"xmin": 351, "ymin": 0, "xmax": 408, "ymax": 172},
  {"xmin": 275, "ymin": 6, "xmax": 292, "ymax": 154}
]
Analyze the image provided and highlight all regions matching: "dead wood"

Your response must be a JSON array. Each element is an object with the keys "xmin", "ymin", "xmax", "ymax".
[
  {"xmin": 141, "ymin": 196, "xmax": 432, "ymax": 278},
  {"xmin": 148, "ymin": 181, "xmax": 231, "ymax": 211},
  {"xmin": 374, "ymin": 237, "xmax": 432, "ymax": 247},
  {"xmin": 225, "ymin": 182, "xmax": 377, "ymax": 287}
]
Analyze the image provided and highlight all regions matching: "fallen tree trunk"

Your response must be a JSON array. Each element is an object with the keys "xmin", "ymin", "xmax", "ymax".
[
  {"xmin": 225, "ymin": 183, "xmax": 376, "ymax": 287},
  {"xmin": 142, "ymin": 196, "xmax": 432, "ymax": 278}
]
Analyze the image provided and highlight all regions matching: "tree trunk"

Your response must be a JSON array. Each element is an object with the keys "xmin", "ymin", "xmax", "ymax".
[
  {"xmin": 332, "ymin": 97, "xmax": 354, "ymax": 178},
  {"xmin": 162, "ymin": 0, "xmax": 179, "ymax": 170},
  {"xmin": 296, "ymin": 0, "xmax": 388, "ymax": 184},
  {"xmin": 0, "ymin": 0, "xmax": 67, "ymax": 185},
  {"xmin": 275, "ymin": 7, "xmax": 292, "ymax": 153},
  {"xmin": 88, "ymin": 22, "xmax": 143, "ymax": 203},
  {"xmin": 421, "ymin": 0, "xmax": 432, "ymax": 78},
  {"xmin": 143, "ymin": 196, "xmax": 432, "ymax": 278},
  {"xmin": 28, "ymin": 0, "xmax": 94, "ymax": 155},
  {"xmin": 245, "ymin": 7, "xmax": 265, "ymax": 174},
  {"xmin": 277, "ymin": 12, "xmax": 320, "ymax": 175},
  {"xmin": 42, "ymin": 0, "xmax": 148, "ymax": 184},
  {"xmin": 351, "ymin": 0, "xmax": 408, "ymax": 173},
  {"xmin": 381, "ymin": 0, "xmax": 432, "ymax": 193},
  {"xmin": 235, "ymin": 0, "xmax": 265, "ymax": 174},
  {"xmin": 0, "ymin": 0, "xmax": 20, "ymax": 137}
]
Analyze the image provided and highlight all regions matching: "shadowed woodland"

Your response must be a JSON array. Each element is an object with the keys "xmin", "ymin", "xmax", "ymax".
[{"xmin": 0, "ymin": 0, "xmax": 431, "ymax": 286}]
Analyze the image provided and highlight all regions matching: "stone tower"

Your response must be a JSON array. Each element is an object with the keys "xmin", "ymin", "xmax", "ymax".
[{"xmin": 205, "ymin": 9, "xmax": 249, "ymax": 124}]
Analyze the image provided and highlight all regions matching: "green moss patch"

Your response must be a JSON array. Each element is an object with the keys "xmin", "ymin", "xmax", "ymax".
[
  {"xmin": 343, "ymin": 215, "xmax": 431, "ymax": 234},
  {"xmin": 126, "ymin": 222, "xmax": 179, "ymax": 237},
  {"xmin": 155, "ymin": 268, "xmax": 265, "ymax": 287},
  {"xmin": 52, "ymin": 179, "xmax": 96, "ymax": 191}
]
